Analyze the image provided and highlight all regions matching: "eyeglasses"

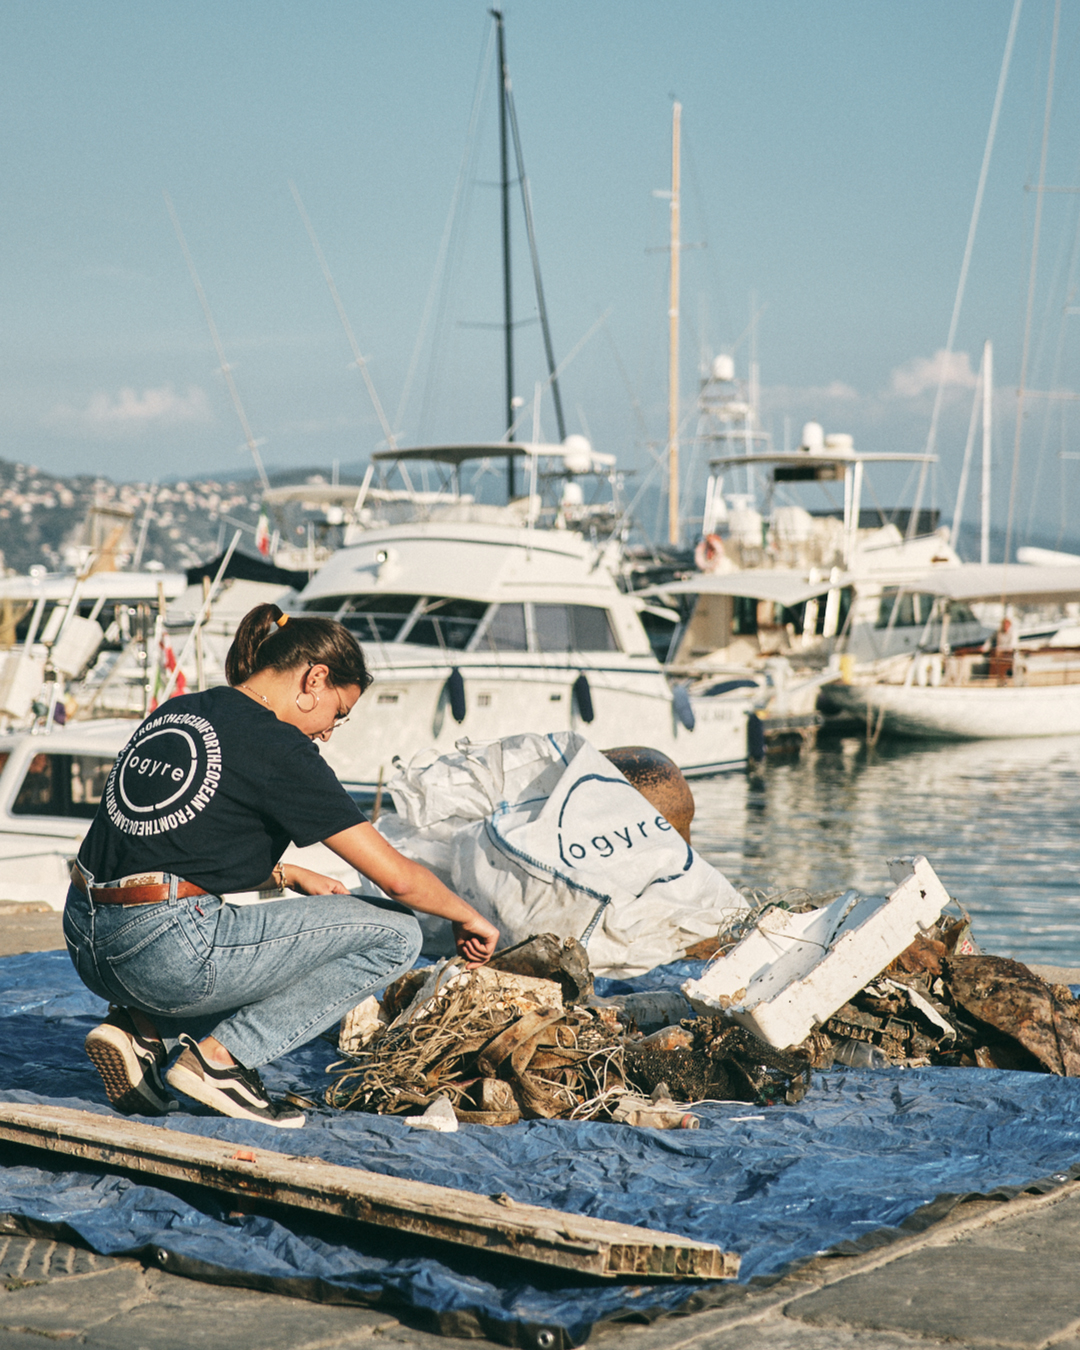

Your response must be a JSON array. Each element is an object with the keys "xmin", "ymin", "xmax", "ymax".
[{"xmin": 312, "ymin": 688, "xmax": 350, "ymax": 742}]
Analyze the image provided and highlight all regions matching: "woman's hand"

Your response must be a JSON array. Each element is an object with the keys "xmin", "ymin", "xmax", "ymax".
[
  {"xmin": 284, "ymin": 865, "xmax": 349, "ymax": 896},
  {"xmin": 453, "ymin": 912, "xmax": 500, "ymax": 969}
]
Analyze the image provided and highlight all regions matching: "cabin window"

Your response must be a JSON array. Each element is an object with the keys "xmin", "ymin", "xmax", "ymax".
[
  {"xmin": 876, "ymin": 590, "xmax": 937, "ymax": 629},
  {"xmin": 532, "ymin": 605, "xmax": 618, "ymax": 653},
  {"xmin": 532, "ymin": 604, "xmax": 571, "ymax": 651},
  {"xmin": 400, "ymin": 598, "xmax": 488, "ymax": 650},
  {"xmin": 481, "ymin": 603, "xmax": 528, "ymax": 652},
  {"xmin": 732, "ymin": 595, "xmax": 758, "ymax": 636},
  {"xmin": 947, "ymin": 601, "xmax": 978, "ymax": 624},
  {"xmin": 11, "ymin": 753, "xmax": 113, "ymax": 819},
  {"xmin": 638, "ymin": 610, "xmax": 680, "ymax": 663},
  {"xmin": 300, "ymin": 594, "xmax": 350, "ymax": 614}
]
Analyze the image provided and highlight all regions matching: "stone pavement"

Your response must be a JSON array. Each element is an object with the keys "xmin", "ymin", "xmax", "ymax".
[
  {"xmin": 3, "ymin": 1181, "xmax": 1080, "ymax": 1349},
  {"xmin": 4, "ymin": 925, "xmax": 1080, "ymax": 1349},
  {"xmin": 0, "ymin": 901, "xmax": 64, "ymax": 956}
]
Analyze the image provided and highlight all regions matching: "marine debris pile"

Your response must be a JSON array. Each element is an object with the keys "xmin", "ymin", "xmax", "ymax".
[
  {"xmin": 326, "ymin": 934, "xmax": 811, "ymax": 1126},
  {"xmin": 328, "ymin": 855, "xmax": 1080, "ymax": 1128}
]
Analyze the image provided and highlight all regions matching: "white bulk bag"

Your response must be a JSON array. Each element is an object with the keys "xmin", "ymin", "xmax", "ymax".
[{"xmin": 374, "ymin": 732, "xmax": 749, "ymax": 978}]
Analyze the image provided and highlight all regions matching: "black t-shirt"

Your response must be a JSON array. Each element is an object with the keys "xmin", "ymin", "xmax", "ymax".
[{"xmin": 78, "ymin": 686, "xmax": 365, "ymax": 893}]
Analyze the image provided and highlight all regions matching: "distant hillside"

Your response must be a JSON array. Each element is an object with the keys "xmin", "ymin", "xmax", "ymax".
[
  {"xmin": 0, "ymin": 460, "xmax": 365, "ymax": 575},
  {"xmin": 2, "ymin": 454, "xmax": 1078, "ymax": 578}
]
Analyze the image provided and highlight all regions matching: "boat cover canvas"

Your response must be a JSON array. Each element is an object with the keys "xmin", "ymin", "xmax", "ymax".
[{"xmin": 3, "ymin": 948, "xmax": 1080, "ymax": 1346}]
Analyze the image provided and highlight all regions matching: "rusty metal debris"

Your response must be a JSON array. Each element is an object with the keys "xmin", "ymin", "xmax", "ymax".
[{"xmin": 794, "ymin": 914, "xmax": 1080, "ymax": 1076}]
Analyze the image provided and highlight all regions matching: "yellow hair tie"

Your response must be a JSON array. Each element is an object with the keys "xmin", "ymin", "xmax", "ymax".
[{"xmin": 276, "ymin": 614, "xmax": 289, "ymax": 628}]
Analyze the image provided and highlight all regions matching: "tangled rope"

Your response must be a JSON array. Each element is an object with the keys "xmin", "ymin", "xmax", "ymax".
[{"xmin": 325, "ymin": 964, "xmax": 627, "ymax": 1122}]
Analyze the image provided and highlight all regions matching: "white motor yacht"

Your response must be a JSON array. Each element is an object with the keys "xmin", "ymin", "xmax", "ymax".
[{"xmin": 298, "ymin": 444, "xmax": 757, "ymax": 796}]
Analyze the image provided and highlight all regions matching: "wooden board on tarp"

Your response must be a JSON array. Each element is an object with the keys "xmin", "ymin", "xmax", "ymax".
[{"xmin": 0, "ymin": 1102, "xmax": 738, "ymax": 1280}]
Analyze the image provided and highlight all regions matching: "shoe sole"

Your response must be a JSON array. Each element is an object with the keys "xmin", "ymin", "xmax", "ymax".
[
  {"xmin": 167, "ymin": 1059, "xmax": 306, "ymax": 1129},
  {"xmin": 85, "ymin": 1026, "xmax": 171, "ymax": 1116}
]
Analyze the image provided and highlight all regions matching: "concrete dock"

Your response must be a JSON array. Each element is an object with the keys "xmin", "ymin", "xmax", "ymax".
[{"xmin": 3, "ymin": 911, "xmax": 1078, "ymax": 1350}]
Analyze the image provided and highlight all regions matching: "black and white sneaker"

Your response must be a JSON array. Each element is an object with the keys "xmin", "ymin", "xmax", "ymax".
[
  {"xmin": 84, "ymin": 1006, "xmax": 177, "ymax": 1116},
  {"xmin": 166, "ymin": 1035, "xmax": 305, "ymax": 1129}
]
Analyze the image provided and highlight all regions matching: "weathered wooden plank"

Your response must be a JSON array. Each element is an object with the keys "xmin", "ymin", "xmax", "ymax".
[{"xmin": 0, "ymin": 1103, "xmax": 738, "ymax": 1280}]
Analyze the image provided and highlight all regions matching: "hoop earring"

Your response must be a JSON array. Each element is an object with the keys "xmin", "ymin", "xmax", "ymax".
[{"xmin": 295, "ymin": 691, "xmax": 319, "ymax": 714}]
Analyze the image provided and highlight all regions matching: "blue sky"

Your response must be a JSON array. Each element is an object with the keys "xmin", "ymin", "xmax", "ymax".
[{"xmin": 2, "ymin": 1, "xmax": 1079, "ymax": 548}]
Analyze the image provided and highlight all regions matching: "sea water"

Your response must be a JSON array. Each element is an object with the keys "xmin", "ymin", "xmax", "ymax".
[{"xmin": 691, "ymin": 733, "xmax": 1080, "ymax": 968}]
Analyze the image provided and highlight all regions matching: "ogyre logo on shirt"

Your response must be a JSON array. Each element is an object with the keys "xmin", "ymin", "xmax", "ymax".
[{"xmin": 104, "ymin": 713, "xmax": 222, "ymax": 836}]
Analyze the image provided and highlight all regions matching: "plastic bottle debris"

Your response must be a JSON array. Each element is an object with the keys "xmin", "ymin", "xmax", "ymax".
[{"xmin": 831, "ymin": 1038, "xmax": 889, "ymax": 1070}]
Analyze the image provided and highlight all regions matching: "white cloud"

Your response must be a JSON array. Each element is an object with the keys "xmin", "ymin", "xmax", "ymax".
[
  {"xmin": 50, "ymin": 385, "xmax": 213, "ymax": 432},
  {"xmin": 890, "ymin": 349, "xmax": 977, "ymax": 399}
]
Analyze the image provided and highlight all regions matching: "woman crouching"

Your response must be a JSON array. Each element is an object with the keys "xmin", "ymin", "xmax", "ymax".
[{"xmin": 64, "ymin": 603, "xmax": 498, "ymax": 1128}]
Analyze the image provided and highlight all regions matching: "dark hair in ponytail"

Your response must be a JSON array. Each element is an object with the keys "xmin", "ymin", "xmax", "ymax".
[{"xmin": 225, "ymin": 604, "xmax": 373, "ymax": 692}]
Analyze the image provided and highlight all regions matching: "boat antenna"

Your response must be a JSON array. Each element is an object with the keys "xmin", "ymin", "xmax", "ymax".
[
  {"xmin": 492, "ymin": 10, "xmax": 516, "ymax": 499},
  {"xmin": 164, "ymin": 193, "xmax": 270, "ymax": 493},
  {"xmin": 290, "ymin": 181, "xmax": 399, "ymax": 452},
  {"xmin": 132, "ymin": 483, "xmax": 158, "ymax": 570}
]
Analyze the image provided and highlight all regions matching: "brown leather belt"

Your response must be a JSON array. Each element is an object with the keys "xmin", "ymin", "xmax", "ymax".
[{"xmin": 69, "ymin": 864, "xmax": 208, "ymax": 906}]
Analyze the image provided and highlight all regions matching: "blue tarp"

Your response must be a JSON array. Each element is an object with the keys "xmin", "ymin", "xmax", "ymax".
[{"xmin": 3, "ymin": 948, "xmax": 1080, "ymax": 1346}]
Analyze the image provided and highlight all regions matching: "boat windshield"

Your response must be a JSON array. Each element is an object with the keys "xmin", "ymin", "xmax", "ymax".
[
  {"xmin": 301, "ymin": 595, "xmax": 487, "ymax": 650},
  {"xmin": 303, "ymin": 596, "xmax": 621, "ymax": 654}
]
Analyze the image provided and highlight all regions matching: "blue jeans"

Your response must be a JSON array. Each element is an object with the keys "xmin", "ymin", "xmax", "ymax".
[{"xmin": 63, "ymin": 884, "xmax": 422, "ymax": 1069}]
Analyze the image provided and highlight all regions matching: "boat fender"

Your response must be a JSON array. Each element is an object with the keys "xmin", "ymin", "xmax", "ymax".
[
  {"xmin": 572, "ymin": 672, "xmax": 594, "ymax": 724},
  {"xmin": 444, "ymin": 667, "xmax": 466, "ymax": 724},
  {"xmin": 671, "ymin": 684, "xmax": 695, "ymax": 731},
  {"xmin": 747, "ymin": 712, "xmax": 766, "ymax": 760}
]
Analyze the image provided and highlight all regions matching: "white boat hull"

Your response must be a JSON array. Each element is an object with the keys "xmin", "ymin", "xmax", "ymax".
[
  {"xmin": 323, "ymin": 654, "xmax": 752, "ymax": 793},
  {"xmin": 828, "ymin": 679, "xmax": 1080, "ymax": 740}
]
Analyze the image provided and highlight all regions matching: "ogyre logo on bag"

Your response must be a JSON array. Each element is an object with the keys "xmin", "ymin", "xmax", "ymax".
[
  {"xmin": 555, "ymin": 773, "xmax": 692, "ymax": 874},
  {"xmin": 104, "ymin": 713, "xmax": 222, "ymax": 836}
]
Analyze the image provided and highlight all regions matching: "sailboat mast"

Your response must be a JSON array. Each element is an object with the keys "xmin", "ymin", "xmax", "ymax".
[
  {"xmin": 667, "ymin": 102, "xmax": 682, "ymax": 547},
  {"xmin": 493, "ymin": 10, "xmax": 516, "ymax": 499},
  {"xmin": 981, "ymin": 338, "xmax": 992, "ymax": 565}
]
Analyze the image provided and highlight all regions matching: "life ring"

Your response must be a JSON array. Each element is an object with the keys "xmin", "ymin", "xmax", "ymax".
[{"xmin": 694, "ymin": 533, "xmax": 724, "ymax": 573}]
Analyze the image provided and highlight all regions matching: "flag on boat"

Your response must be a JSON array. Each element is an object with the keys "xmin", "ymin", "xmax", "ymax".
[
  {"xmin": 151, "ymin": 633, "xmax": 187, "ymax": 709},
  {"xmin": 255, "ymin": 512, "xmax": 270, "ymax": 557}
]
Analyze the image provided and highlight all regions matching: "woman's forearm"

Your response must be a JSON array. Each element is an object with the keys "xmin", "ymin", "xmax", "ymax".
[
  {"xmin": 324, "ymin": 823, "xmax": 480, "ymax": 921},
  {"xmin": 324, "ymin": 823, "xmax": 499, "ymax": 964}
]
